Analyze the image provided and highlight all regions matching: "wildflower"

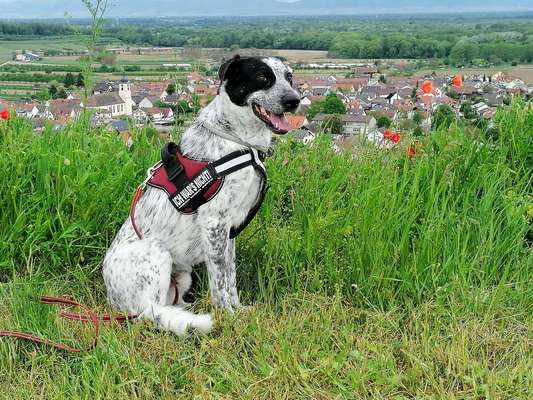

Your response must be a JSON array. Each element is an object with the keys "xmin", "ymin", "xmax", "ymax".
[
  {"xmin": 384, "ymin": 130, "xmax": 401, "ymax": 144},
  {"xmin": 422, "ymin": 80, "xmax": 433, "ymax": 94},
  {"xmin": 64, "ymin": 158, "xmax": 71, "ymax": 166},
  {"xmin": 0, "ymin": 110, "xmax": 9, "ymax": 120},
  {"xmin": 452, "ymin": 74, "xmax": 463, "ymax": 88},
  {"xmin": 406, "ymin": 145, "xmax": 417, "ymax": 158}
]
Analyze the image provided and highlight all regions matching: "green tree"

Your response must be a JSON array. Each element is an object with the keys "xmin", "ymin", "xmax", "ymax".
[
  {"xmin": 76, "ymin": 72, "xmax": 85, "ymax": 87},
  {"xmin": 306, "ymin": 101, "xmax": 325, "ymax": 120},
  {"xmin": 379, "ymin": 74, "xmax": 387, "ymax": 84},
  {"xmin": 323, "ymin": 115, "xmax": 343, "ymax": 135},
  {"xmin": 54, "ymin": 87, "xmax": 68, "ymax": 99},
  {"xmin": 432, "ymin": 105, "xmax": 456, "ymax": 129},
  {"xmin": 48, "ymin": 84, "xmax": 58, "ymax": 98},
  {"xmin": 376, "ymin": 114, "xmax": 392, "ymax": 129},
  {"xmin": 64, "ymin": 72, "xmax": 75, "ymax": 88},
  {"xmin": 450, "ymin": 39, "xmax": 478, "ymax": 65},
  {"xmin": 166, "ymin": 83, "xmax": 177, "ymax": 96},
  {"xmin": 323, "ymin": 93, "xmax": 346, "ymax": 115},
  {"xmin": 460, "ymin": 102, "xmax": 476, "ymax": 120}
]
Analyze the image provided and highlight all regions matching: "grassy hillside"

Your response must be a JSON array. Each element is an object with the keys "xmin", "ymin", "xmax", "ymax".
[{"xmin": 0, "ymin": 103, "xmax": 532, "ymax": 399}]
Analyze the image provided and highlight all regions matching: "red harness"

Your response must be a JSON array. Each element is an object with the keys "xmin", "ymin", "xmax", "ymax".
[
  {"xmin": 147, "ymin": 152, "xmax": 224, "ymax": 214},
  {"xmin": 131, "ymin": 142, "xmax": 268, "ymax": 240}
]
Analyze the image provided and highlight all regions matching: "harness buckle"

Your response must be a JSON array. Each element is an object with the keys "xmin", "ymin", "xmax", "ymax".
[{"xmin": 140, "ymin": 161, "xmax": 162, "ymax": 190}]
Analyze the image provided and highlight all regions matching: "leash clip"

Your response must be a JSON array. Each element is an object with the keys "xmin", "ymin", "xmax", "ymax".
[{"xmin": 140, "ymin": 161, "xmax": 161, "ymax": 190}]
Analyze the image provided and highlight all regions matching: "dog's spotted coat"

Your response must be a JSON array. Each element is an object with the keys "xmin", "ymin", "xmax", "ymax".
[{"xmin": 103, "ymin": 57, "xmax": 300, "ymax": 335}]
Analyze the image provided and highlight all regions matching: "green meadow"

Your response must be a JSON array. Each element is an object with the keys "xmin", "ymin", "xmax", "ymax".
[{"xmin": 0, "ymin": 101, "xmax": 531, "ymax": 399}]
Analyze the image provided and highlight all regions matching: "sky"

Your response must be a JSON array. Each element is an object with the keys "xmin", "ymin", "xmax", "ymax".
[{"xmin": 0, "ymin": 0, "xmax": 532, "ymax": 19}]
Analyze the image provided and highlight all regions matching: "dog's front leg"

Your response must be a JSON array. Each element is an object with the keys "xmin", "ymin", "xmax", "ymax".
[
  {"xmin": 201, "ymin": 220, "xmax": 234, "ymax": 312},
  {"xmin": 226, "ymin": 238, "xmax": 240, "ymax": 307}
]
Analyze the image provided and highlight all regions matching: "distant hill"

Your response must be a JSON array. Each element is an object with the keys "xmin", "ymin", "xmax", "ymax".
[{"xmin": 1, "ymin": 0, "xmax": 532, "ymax": 18}]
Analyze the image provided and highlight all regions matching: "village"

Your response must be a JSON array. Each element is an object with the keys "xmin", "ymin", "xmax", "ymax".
[{"xmin": 0, "ymin": 61, "xmax": 531, "ymax": 149}]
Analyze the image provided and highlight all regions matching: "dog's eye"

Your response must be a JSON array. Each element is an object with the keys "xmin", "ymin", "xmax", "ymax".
[{"xmin": 257, "ymin": 74, "xmax": 268, "ymax": 83}]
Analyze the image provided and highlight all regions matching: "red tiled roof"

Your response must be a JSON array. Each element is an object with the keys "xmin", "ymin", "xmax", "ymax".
[{"xmin": 286, "ymin": 115, "xmax": 306, "ymax": 130}]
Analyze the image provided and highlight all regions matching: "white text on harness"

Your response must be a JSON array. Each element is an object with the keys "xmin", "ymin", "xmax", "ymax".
[{"xmin": 172, "ymin": 169, "xmax": 215, "ymax": 209}]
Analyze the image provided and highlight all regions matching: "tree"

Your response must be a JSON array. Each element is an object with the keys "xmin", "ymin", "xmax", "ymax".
[
  {"xmin": 450, "ymin": 39, "xmax": 478, "ymax": 65},
  {"xmin": 376, "ymin": 114, "xmax": 392, "ymax": 129},
  {"xmin": 379, "ymin": 74, "xmax": 387, "ymax": 84},
  {"xmin": 460, "ymin": 102, "xmax": 476, "ymax": 120},
  {"xmin": 54, "ymin": 87, "xmax": 68, "ymax": 99},
  {"xmin": 323, "ymin": 93, "xmax": 346, "ymax": 115},
  {"xmin": 306, "ymin": 101, "xmax": 325, "ymax": 120},
  {"xmin": 446, "ymin": 88, "xmax": 459, "ymax": 100},
  {"xmin": 166, "ymin": 83, "xmax": 177, "ymax": 96},
  {"xmin": 48, "ymin": 84, "xmax": 58, "ymax": 98},
  {"xmin": 323, "ymin": 115, "xmax": 343, "ymax": 135},
  {"xmin": 64, "ymin": 72, "xmax": 75, "ymax": 88},
  {"xmin": 432, "ymin": 105, "xmax": 456, "ymax": 129},
  {"xmin": 76, "ymin": 73, "xmax": 85, "ymax": 87}
]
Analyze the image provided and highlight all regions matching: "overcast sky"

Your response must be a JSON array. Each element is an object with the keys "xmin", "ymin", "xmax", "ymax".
[{"xmin": 0, "ymin": 0, "xmax": 532, "ymax": 19}]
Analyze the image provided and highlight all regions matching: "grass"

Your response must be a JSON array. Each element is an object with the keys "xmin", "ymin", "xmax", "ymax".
[{"xmin": 0, "ymin": 102, "xmax": 532, "ymax": 398}]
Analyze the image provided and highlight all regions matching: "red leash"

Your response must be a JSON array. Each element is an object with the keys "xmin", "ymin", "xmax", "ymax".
[
  {"xmin": 1, "ymin": 167, "xmax": 179, "ymax": 353},
  {"xmin": 0, "ymin": 296, "xmax": 109, "ymax": 353},
  {"xmin": 130, "ymin": 185, "xmax": 145, "ymax": 240},
  {"xmin": 0, "ymin": 280, "xmax": 180, "ymax": 353}
]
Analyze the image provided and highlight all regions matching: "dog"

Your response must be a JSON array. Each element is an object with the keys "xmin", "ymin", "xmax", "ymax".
[{"xmin": 103, "ymin": 56, "xmax": 300, "ymax": 335}]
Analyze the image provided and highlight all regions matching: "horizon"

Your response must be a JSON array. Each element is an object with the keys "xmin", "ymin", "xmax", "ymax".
[
  {"xmin": 0, "ymin": 0, "xmax": 532, "ymax": 19},
  {"xmin": 1, "ymin": 10, "xmax": 533, "ymax": 22}
]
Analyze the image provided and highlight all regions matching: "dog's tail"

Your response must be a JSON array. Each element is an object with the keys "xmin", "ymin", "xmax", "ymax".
[{"xmin": 139, "ymin": 304, "xmax": 213, "ymax": 336}]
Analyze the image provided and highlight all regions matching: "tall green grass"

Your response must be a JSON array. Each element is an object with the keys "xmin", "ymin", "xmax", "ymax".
[
  {"xmin": 0, "ymin": 102, "xmax": 531, "ymax": 310},
  {"xmin": 0, "ymin": 102, "xmax": 532, "ymax": 399}
]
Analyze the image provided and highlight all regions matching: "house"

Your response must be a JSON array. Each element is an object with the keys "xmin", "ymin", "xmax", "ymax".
[
  {"xmin": 134, "ymin": 95, "xmax": 160, "ymax": 109},
  {"xmin": 143, "ymin": 107, "xmax": 174, "ymax": 124},
  {"xmin": 353, "ymin": 66, "xmax": 378, "ymax": 77},
  {"xmin": 16, "ymin": 103, "xmax": 39, "ymax": 118},
  {"xmin": 312, "ymin": 113, "xmax": 377, "ymax": 137},
  {"xmin": 341, "ymin": 115, "xmax": 377, "ymax": 136},
  {"xmin": 87, "ymin": 80, "xmax": 133, "ymax": 117},
  {"xmin": 292, "ymin": 129, "xmax": 316, "ymax": 145},
  {"xmin": 14, "ymin": 51, "xmax": 41, "ymax": 62},
  {"xmin": 47, "ymin": 99, "xmax": 82, "ymax": 122},
  {"xmin": 87, "ymin": 93, "xmax": 127, "ymax": 117}
]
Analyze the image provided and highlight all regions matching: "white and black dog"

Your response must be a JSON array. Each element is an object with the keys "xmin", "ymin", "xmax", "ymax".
[{"xmin": 103, "ymin": 56, "xmax": 300, "ymax": 335}]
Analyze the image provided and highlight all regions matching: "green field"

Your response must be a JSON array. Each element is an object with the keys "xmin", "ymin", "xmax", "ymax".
[
  {"xmin": 0, "ymin": 37, "xmax": 89, "ymax": 62},
  {"xmin": 0, "ymin": 100, "xmax": 531, "ymax": 398}
]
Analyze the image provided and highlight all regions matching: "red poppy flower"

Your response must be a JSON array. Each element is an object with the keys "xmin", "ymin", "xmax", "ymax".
[
  {"xmin": 406, "ymin": 145, "xmax": 417, "ymax": 157},
  {"xmin": 0, "ymin": 110, "xmax": 9, "ymax": 120},
  {"xmin": 422, "ymin": 80, "xmax": 433, "ymax": 94},
  {"xmin": 391, "ymin": 133, "xmax": 401, "ymax": 143},
  {"xmin": 383, "ymin": 130, "xmax": 401, "ymax": 144},
  {"xmin": 452, "ymin": 75, "xmax": 463, "ymax": 88}
]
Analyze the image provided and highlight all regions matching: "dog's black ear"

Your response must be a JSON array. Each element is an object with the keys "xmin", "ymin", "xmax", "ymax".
[{"xmin": 218, "ymin": 54, "xmax": 241, "ymax": 82}]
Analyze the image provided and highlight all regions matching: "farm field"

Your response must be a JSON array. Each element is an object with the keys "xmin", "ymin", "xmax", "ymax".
[
  {"xmin": 415, "ymin": 64, "xmax": 533, "ymax": 84},
  {"xmin": 0, "ymin": 37, "xmax": 88, "ymax": 62},
  {"xmin": 0, "ymin": 102, "xmax": 531, "ymax": 399}
]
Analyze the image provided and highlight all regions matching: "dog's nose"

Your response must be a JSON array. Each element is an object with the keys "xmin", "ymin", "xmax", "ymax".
[{"xmin": 282, "ymin": 94, "xmax": 300, "ymax": 111}]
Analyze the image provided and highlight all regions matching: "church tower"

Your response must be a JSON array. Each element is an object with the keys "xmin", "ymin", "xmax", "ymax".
[{"xmin": 118, "ymin": 78, "xmax": 133, "ymax": 116}]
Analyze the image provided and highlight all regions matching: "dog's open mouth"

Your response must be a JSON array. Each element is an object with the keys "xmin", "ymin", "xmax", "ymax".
[{"xmin": 252, "ymin": 103, "xmax": 292, "ymax": 135}]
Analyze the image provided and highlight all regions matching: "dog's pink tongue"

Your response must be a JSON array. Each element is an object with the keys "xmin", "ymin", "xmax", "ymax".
[{"xmin": 270, "ymin": 114, "xmax": 292, "ymax": 132}]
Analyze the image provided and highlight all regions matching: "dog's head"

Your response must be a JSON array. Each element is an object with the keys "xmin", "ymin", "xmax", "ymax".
[{"xmin": 218, "ymin": 55, "xmax": 300, "ymax": 135}]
